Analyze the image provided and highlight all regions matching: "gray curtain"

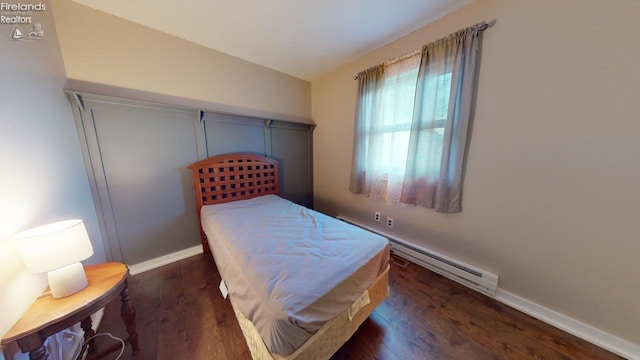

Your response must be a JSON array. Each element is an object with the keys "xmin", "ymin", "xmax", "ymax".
[
  {"xmin": 349, "ymin": 65, "xmax": 383, "ymax": 195},
  {"xmin": 400, "ymin": 24, "xmax": 482, "ymax": 212}
]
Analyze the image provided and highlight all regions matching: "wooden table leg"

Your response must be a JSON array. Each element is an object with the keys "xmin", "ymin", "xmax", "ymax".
[
  {"xmin": 81, "ymin": 315, "xmax": 97, "ymax": 354},
  {"xmin": 120, "ymin": 280, "xmax": 141, "ymax": 356},
  {"xmin": 18, "ymin": 334, "xmax": 48, "ymax": 360},
  {"xmin": 28, "ymin": 344, "xmax": 48, "ymax": 360}
]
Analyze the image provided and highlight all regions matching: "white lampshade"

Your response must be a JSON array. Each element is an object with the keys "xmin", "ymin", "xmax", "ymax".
[{"xmin": 13, "ymin": 219, "xmax": 94, "ymax": 298}]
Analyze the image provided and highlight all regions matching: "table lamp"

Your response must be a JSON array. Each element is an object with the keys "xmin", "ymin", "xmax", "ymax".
[{"xmin": 13, "ymin": 219, "xmax": 94, "ymax": 298}]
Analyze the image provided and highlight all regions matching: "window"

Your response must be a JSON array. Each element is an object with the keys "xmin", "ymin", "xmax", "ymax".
[
  {"xmin": 350, "ymin": 23, "xmax": 484, "ymax": 213},
  {"xmin": 374, "ymin": 63, "xmax": 419, "ymax": 183}
]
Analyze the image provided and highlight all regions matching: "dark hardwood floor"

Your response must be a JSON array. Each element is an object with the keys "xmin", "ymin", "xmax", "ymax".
[{"xmin": 95, "ymin": 253, "xmax": 623, "ymax": 360}]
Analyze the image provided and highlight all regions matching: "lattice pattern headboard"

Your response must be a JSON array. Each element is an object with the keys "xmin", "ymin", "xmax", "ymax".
[{"xmin": 188, "ymin": 153, "xmax": 279, "ymax": 252}]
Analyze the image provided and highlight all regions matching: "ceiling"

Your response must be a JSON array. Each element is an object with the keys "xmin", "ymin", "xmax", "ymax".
[{"xmin": 72, "ymin": 0, "xmax": 471, "ymax": 81}]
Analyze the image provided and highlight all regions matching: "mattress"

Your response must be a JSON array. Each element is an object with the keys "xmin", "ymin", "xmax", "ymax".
[{"xmin": 200, "ymin": 195, "xmax": 389, "ymax": 355}]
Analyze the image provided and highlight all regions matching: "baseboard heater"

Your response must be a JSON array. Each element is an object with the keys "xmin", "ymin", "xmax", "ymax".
[{"xmin": 336, "ymin": 216, "xmax": 499, "ymax": 297}]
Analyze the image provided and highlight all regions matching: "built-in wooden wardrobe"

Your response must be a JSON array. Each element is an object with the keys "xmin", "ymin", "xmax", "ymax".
[{"xmin": 69, "ymin": 92, "xmax": 314, "ymax": 265}]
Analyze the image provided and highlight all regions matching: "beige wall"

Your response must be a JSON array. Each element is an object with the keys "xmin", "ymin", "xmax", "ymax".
[
  {"xmin": 0, "ymin": 0, "xmax": 105, "ymax": 350},
  {"xmin": 312, "ymin": 0, "xmax": 640, "ymax": 348},
  {"xmin": 51, "ymin": 0, "xmax": 311, "ymax": 122}
]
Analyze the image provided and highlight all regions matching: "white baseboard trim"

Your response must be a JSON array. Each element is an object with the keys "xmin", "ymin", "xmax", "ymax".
[
  {"xmin": 128, "ymin": 245, "xmax": 203, "ymax": 275},
  {"xmin": 495, "ymin": 289, "xmax": 640, "ymax": 360},
  {"xmin": 336, "ymin": 215, "xmax": 639, "ymax": 358}
]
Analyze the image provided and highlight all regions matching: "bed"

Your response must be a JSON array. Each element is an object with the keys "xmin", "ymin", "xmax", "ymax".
[{"xmin": 188, "ymin": 153, "xmax": 390, "ymax": 359}]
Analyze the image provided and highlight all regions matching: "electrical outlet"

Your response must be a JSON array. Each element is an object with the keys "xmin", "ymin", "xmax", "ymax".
[
  {"xmin": 374, "ymin": 211, "xmax": 381, "ymax": 222},
  {"xmin": 386, "ymin": 217, "xmax": 394, "ymax": 228}
]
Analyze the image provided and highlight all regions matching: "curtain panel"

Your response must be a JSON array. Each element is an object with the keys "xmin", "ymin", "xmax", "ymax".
[
  {"xmin": 349, "ymin": 64, "xmax": 383, "ymax": 196},
  {"xmin": 350, "ymin": 22, "xmax": 484, "ymax": 213}
]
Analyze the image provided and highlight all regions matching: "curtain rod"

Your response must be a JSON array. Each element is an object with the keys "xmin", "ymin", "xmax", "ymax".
[{"xmin": 353, "ymin": 20, "xmax": 495, "ymax": 80}]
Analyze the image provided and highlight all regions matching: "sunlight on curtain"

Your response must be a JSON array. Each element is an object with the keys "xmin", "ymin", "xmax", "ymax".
[
  {"xmin": 367, "ymin": 51, "xmax": 420, "ymax": 203},
  {"xmin": 350, "ymin": 22, "xmax": 484, "ymax": 212}
]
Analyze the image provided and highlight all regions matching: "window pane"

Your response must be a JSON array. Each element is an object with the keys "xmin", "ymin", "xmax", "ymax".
[
  {"xmin": 421, "ymin": 72, "xmax": 452, "ymax": 123},
  {"xmin": 371, "ymin": 66, "xmax": 419, "ymax": 178}
]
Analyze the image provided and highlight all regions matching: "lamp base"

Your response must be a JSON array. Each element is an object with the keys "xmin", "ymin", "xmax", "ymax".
[{"xmin": 48, "ymin": 262, "xmax": 88, "ymax": 298}]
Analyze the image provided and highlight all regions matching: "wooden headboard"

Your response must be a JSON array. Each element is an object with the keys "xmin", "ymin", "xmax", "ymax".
[{"xmin": 188, "ymin": 153, "xmax": 279, "ymax": 252}]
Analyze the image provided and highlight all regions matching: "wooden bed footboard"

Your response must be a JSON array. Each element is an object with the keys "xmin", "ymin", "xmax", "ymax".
[{"xmin": 188, "ymin": 153, "xmax": 279, "ymax": 252}]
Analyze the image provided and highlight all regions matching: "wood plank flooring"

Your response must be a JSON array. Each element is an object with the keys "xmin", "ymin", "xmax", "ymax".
[{"xmin": 94, "ymin": 253, "xmax": 623, "ymax": 360}]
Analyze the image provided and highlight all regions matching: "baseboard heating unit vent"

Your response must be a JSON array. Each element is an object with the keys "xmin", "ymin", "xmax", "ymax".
[{"xmin": 337, "ymin": 216, "xmax": 499, "ymax": 297}]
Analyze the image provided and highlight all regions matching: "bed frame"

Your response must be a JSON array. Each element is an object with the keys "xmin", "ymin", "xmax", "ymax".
[{"xmin": 188, "ymin": 153, "xmax": 389, "ymax": 360}]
